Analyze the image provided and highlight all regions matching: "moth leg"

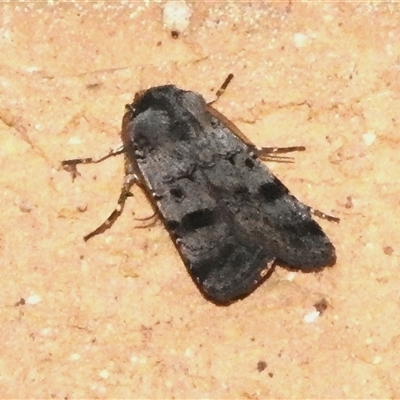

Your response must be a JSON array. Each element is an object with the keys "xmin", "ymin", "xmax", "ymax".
[
  {"xmin": 208, "ymin": 73, "xmax": 234, "ymax": 105},
  {"xmin": 134, "ymin": 211, "xmax": 159, "ymax": 229},
  {"xmin": 206, "ymin": 76, "xmax": 306, "ymax": 161},
  {"xmin": 257, "ymin": 147, "xmax": 340, "ymax": 222},
  {"xmin": 310, "ymin": 208, "xmax": 340, "ymax": 223},
  {"xmin": 62, "ymin": 143, "xmax": 125, "ymax": 179},
  {"xmin": 61, "ymin": 143, "xmax": 135, "ymax": 240},
  {"xmin": 83, "ymin": 173, "xmax": 138, "ymax": 241},
  {"xmin": 135, "ymin": 212, "xmax": 157, "ymax": 222},
  {"xmin": 257, "ymin": 146, "xmax": 306, "ymax": 163}
]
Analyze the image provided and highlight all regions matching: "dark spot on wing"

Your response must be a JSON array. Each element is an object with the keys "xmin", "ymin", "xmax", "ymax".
[
  {"xmin": 165, "ymin": 219, "xmax": 180, "ymax": 231},
  {"xmin": 234, "ymin": 186, "xmax": 250, "ymax": 196},
  {"xmin": 245, "ymin": 157, "xmax": 255, "ymax": 169},
  {"xmin": 228, "ymin": 154, "xmax": 236, "ymax": 165},
  {"xmin": 258, "ymin": 177, "xmax": 289, "ymax": 202},
  {"xmin": 181, "ymin": 209, "xmax": 214, "ymax": 232},
  {"xmin": 170, "ymin": 187, "xmax": 184, "ymax": 199}
]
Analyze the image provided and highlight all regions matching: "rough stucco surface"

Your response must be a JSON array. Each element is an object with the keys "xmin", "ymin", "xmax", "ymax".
[{"xmin": 1, "ymin": 2, "xmax": 399, "ymax": 398}]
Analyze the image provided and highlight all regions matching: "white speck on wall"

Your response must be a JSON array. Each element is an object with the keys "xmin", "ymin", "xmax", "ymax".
[
  {"xmin": 286, "ymin": 271, "xmax": 297, "ymax": 282},
  {"xmin": 26, "ymin": 294, "xmax": 42, "ymax": 305},
  {"xmin": 99, "ymin": 369, "xmax": 110, "ymax": 379},
  {"xmin": 293, "ymin": 32, "xmax": 309, "ymax": 48},
  {"xmin": 70, "ymin": 353, "xmax": 81, "ymax": 361},
  {"xmin": 162, "ymin": 1, "xmax": 192, "ymax": 36},
  {"xmin": 39, "ymin": 328, "xmax": 52, "ymax": 337},
  {"xmin": 372, "ymin": 355, "xmax": 382, "ymax": 365},
  {"xmin": 304, "ymin": 309, "xmax": 320, "ymax": 323},
  {"xmin": 67, "ymin": 136, "xmax": 83, "ymax": 145},
  {"xmin": 363, "ymin": 131, "xmax": 376, "ymax": 146}
]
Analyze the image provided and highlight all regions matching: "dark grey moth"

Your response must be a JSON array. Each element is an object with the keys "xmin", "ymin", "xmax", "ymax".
[{"xmin": 62, "ymin": 75, "xmax": 337, "ymax": 305}]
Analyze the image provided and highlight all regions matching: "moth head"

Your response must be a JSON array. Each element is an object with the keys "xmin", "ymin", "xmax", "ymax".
[{"xmin": 121, "ymin": 87, "xmax": 176, "ymax": 150}]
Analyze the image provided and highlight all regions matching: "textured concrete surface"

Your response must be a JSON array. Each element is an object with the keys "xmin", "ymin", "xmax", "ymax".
[{"xmin": 1, "ymin": 2, "xmax": 399, "ymax": 398}]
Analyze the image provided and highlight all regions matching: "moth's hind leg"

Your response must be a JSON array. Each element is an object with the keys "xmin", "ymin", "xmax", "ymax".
[
  {"xmin": 257, "ymin": 147, "xmax": 340, "ymax": 223},
  {"xmin": 257, "ymin": 146, "xmax": 306, "ymax": 163},
  {"xmin": 309, "ymin": 207, "xmax": 340, "ymax": 223}
]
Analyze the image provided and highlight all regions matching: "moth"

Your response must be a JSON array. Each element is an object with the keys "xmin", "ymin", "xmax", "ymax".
[{"xmin": 62, "ymin": 74, "xmax": 338, "ymax": 305}]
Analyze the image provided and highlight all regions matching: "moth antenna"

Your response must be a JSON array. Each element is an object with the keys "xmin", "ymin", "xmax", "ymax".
[{"xmin": 208, "ymin": 73, "xmax": 234, "ymax": 105}]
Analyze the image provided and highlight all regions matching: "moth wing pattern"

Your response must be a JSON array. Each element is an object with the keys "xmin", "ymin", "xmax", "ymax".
[{"xmin": 121, "ymin": 85, "xmax": 336, "ymax": 304}]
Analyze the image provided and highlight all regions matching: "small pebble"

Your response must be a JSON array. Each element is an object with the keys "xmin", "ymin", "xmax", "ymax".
[{"xmin": 162, "ymin": 1, "xmax": 192, "ymax": 37}]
